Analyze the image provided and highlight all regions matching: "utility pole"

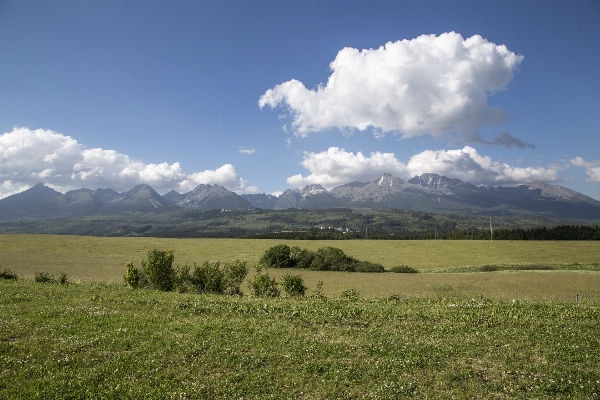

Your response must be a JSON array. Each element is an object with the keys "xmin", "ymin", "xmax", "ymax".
[
  {"xmin": 366, "ymin": 226, "xmax": 368, "ymax": 240},
  {"xmin": 490, "ymin": 217, "xmax": 493, "ymax": 242}
]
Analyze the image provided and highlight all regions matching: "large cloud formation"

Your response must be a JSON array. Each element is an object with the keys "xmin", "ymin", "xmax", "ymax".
[
  {"xmin": 0, "ymin": 127, "xmax": 250, "ymax": 198},
  {"xmin": 287, "ymin": 146, "xmax": 560, "ymax": 189},
  {"xmin": 260, "ymin": 32, "xmax": 524, "ymax": 142}
]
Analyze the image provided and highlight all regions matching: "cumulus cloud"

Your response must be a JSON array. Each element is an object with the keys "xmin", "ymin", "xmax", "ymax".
[
  {"xmin": 260, "ymin": 32, "xmax": 523, "ymax": 142},
  {"xmin": 287, "ymin": 147, "xmax": 407, "ymax": 188},
  {"xmin": 287, "ymin": 146, "xmax": 560, "ymax": 189},
  {"xmin": 0, "ymin": 127, "xmax": 253, "ymax": 198},
  {"xmin": 571, "ymin": 157, "xmax": 600, "ymax": 181}
]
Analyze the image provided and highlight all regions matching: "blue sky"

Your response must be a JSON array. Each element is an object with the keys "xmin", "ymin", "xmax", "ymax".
[{"xmin": 1, "ymin": 0, "xmax": 599, "ymax": 200}]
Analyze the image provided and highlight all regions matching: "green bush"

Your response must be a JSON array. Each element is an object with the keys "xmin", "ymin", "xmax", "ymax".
[
  {"xmin": 124, "ymin": 261, "xmax": 141, "ymax": 288},
  {"xmin": 280, "ymin": 274, "xmax": 307, "ymax": 297},
  {"xmin": 0, "ymin": 268, "xmax": 18, "ymax": 280},
  {"xmin": 174, "ymin": 262, "xmax": 193, "ymax": 293},
  {"xmin": 390, "ymin": 265, "xmax": 418, "ymax": 273},
  {"xmin": 260, "ymin": 244, "xmax": 292, "ymax": 268},
  {"xmin": 57, "ymin": 272, "xmax": 68, "ymax": 285},
  {"xmin": 355, "ymin": 261, "xmax": 386, "ymax": 273},
  {"xmin": 222, "ymin": 259, "xmax": 249, "ymax": 295},
  {"xmin": 248, "ymin": 266, "xmax": 279, "ymax": 297},
  {"xmin": 140, "ymin": 249, "xmax": 175, "ymax": 291},
  {"xmin": 191, "ymin": 261, "xmax": 224, "ymax": 294},
  {"xmin": 311, "ymin": 247, "xmax": 358, "ymax": 271},
  {"xmin": 290, "ymin": 246, "xmax": 315, "ymax": 269},
  {"xmin": 35, "ymin": 272, "xmax": 55, "ymax": 283}
]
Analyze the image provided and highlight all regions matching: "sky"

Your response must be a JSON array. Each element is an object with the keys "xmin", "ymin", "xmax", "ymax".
[{"xmin": 1, "ymin": 0, "xmax": 600, "ymax": 200}]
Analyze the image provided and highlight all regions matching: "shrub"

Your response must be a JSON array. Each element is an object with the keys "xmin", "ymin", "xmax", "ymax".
[
  {"xmin": 0, "ymin": 268, "xmax": 18, "ymax": 280},
  {"xmin": 223, "ymin": 259, "xmax": 249, "ymax": 295},
  {"xmin": 35, "ymin": 272, "xmax": 55, "ymax": 283},
  {"xmin": 311, "ymin": 247, "xmax": 357, "ymax": 272},
  {"xmin": 191, "ymin": 261, "xmax": 224, "ymax": 294},
  {"xmin": 174, "ymin": 262, "xmax": 193, "ymax": 293},
  {"xmin": 248, "ymin": 266, "xmax": 279, "ymax": 297},
  {"xmin": 390, "ymin": 265, "xmax": 418, "ymax": 273},
  {"xmin": 260, "ymin": 244, "xmax": 292, "ymax": 268},
  {"xmin": 124, "ymin": 261, "xmax": 141, "ymax": 288},
  {"xmin": 280, "ymin": 274, "xmax": 307, "ymax": 297},
  {"xmin": 355, "ymin": 261, "xmax": 386, "ymax": 273},
  {"xmin": 57, "ymin": 272, "xmax": 68, "ymax": 285},
  {"xmin": 290, "ymin": 246, "xmax": 315, "ymax": 269},
  {"xmin": 141, "ymin": 249, "xmax": 175, "ymax": 291}
]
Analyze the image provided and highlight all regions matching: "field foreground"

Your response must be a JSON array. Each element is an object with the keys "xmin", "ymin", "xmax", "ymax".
[{"xmin": 1, "ymin": 280, "xmax": 599, "ymax": 399}]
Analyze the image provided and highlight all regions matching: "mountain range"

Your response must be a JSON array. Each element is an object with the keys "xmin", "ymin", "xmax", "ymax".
[{"xmin": 1, "ymin": 173, "xmax": 599, "ymax": 221}]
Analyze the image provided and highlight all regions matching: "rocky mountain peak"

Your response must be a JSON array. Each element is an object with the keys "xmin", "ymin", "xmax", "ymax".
[
  {"xmin": 375, "ymin": 173, "xmax": 403, "ymax": 187},
  {"xmin": 300, "ymin": 184, "xmax": 327, "ymax": 196}
]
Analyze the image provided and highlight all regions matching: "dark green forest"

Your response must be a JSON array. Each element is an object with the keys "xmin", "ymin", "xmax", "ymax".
[{"xmin": 1, "ymin": 207, "xmax": 598, "ymax": 240}]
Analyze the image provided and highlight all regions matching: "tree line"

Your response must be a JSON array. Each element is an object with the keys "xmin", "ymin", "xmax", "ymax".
[{"xmin": 251, "ymin": 225, "xmax": 600, "ymax": 240}]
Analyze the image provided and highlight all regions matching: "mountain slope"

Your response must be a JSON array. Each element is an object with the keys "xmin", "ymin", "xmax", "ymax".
[
  {"xmin": 165, "ymin": 184, "xmax": 251, "ymax": 210},
  {"xmin": 1, "ymin": 175, "xmax": 599, "ymax": 221}
]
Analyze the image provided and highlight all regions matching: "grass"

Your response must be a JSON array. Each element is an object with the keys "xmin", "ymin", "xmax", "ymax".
[
  {"xmin": 1, "ymin": 234, "xmax": 599, "ymax": 278},
  {"xmin": 2, "ymin": 234, "xmax": 599, "ymax": 397},
  {"xmin": 2, "ymin": 234, "xmax": 599, "ymax": 301},
  {"xmin": 1, "ymin": 279, "xmax": 599, "ymax": 399}
]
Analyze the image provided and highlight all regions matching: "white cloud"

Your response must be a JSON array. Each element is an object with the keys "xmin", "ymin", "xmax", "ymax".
[
  {"xmin": 571, "ymin": 157, "xmax": 600, "ymax": 181},
  {"xmin": 0, "ymin": 127, "xmax": 254, "ymax": 198},
  {"xmin": 260, "ymin": 32, "xmax": 523, "ymax": 142},
  {"xmin": 287, "ymin": 146, "xmax": 560, "ymax": 189},
  {"xmin": 239, "ymin": 147, "xmax": 255, "ymax": 155},
  {"xmin": 184, "ymin": 164, "xmax": 247, "ymax": 192},
  {"xmin": 287, "ymin": 147, "xmax": 407, "ymax": 188}
]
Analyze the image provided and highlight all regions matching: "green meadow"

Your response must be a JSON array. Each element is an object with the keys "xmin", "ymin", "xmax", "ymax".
[
  {"xmin": 1, "ymin": 234, "xmax": 599, "ymax": 301},
  {"xmin": 1, "ymin": 234, "xmax": 600, "ymax": 398},
  {"xmin": 1, "ymin": 280, "xmax": 599, "ymax": 399}
]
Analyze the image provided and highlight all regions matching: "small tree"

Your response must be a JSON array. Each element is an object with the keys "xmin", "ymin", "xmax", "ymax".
[
  {"xmin": 141, "ymin": 249, "xmax": 175, "ymax": 291},
  {"xmin": 280, "ymin": 274, "xmax": 307, "ymax": 297}
]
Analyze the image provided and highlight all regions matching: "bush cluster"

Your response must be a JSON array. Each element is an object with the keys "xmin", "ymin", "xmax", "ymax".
[
  {"xmin": 34, "ymin": 271, "xmax": 69, "ymax": 284},
  {"xmin": 260, "ymin": 244, "xmax": 385, "ymax": 273},
  {"xmin": 125, "ymin": 248, "xmax": 249, "ymax": 295},
  {"xmin": 125, "ymin": 248, "xmax": 311, "ymax": 298}
]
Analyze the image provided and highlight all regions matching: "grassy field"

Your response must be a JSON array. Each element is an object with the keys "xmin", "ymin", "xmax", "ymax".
[
  {"xmin": 2, "ymin": 234, "xmax": 600, "ymax": 301},
  {"xmin": 2, "ymin": 235, "xmax": 600, "ymax": 398},
  {"xmin": 1, "ymin": 279, "xmax": 599, "ymax": 399}
]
